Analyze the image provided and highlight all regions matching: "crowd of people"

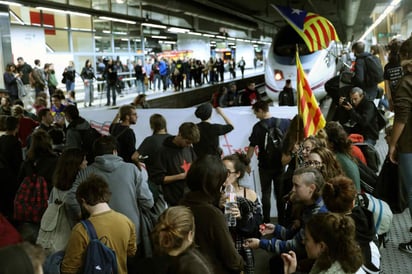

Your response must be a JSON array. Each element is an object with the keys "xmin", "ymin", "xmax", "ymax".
[
  {"xmin": 3, "ymin": 55, "xmax": 252, "ymax": 112},
  {"xmin": 0, "ymin": 37, "xmax": 411, "ymax": 274}
]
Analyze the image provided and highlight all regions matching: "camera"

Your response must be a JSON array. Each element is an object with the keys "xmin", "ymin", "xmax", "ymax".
[{"xmin": 342, "ymin": 98, "xmax": 351, "ymax": 105}]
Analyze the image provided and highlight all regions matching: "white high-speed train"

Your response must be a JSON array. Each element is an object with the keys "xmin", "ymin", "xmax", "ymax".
[{"xmin": 265, "ymin": 25, "xmax": 343, "ymax": 102}]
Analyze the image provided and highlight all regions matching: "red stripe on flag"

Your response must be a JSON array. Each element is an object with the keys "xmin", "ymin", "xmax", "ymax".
[
  {"xmin": 309, "ymin": 23, "xmax": 321, "ymax": 50},
  {"xmin": 317, "ymin": 19, "xmax": 329, "ymax": 47},
  {"xmin": 303, "ymin": 29, "xmax": 315, "ymax": 51}
]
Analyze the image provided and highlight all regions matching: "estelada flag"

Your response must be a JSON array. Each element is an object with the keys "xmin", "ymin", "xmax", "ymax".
[
  {"xmin": 296, "ymin": 50, "xmax": 326, "ymax": 137},
  {"xmin": 272, "ymin": 4, "xmax": 339, "ymax": 52}
]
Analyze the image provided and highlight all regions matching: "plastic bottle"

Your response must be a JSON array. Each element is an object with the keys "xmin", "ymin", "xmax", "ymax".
[{"xmin": 224, "ymin": 184, "xmax": 237, "ymax": 227}]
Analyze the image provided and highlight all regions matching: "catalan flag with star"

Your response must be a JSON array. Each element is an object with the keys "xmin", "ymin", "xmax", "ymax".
[
  {"xmin": 296, "ymin": 50, "xmax": 326, "ymax": 137},
  {"xmin": 272, "ymin": 4, "xmax": 339, "ymax": 52}
]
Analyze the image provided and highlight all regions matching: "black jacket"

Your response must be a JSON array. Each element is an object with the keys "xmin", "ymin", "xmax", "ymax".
[{"xmin": 347, "ymin": 97, "xmax": 379, "ymax": 141}]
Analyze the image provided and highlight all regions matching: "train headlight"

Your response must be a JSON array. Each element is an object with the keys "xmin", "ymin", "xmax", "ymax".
[{"xmin": 274, "ymin": 70, "xmax": 284, "ymax": 81}]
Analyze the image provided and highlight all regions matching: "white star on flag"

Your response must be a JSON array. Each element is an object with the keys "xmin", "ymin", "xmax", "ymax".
[{"xmin": 291, "ymin": 9, "xmax": 302, "ymax": 15}]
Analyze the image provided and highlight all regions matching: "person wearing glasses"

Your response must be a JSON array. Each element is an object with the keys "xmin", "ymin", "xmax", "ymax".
[
  {"xmin": 306, "ymin": 146, "xmax": 344, "ymax": 182},
  {"xmin": 221, "ymin": 152, "xmax": 262, "ymax": 274}
]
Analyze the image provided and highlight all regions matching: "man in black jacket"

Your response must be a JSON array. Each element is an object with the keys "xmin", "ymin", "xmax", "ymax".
[{"xmin": 340, "ymin": 87, "xmax": 379, "ymax": 145}]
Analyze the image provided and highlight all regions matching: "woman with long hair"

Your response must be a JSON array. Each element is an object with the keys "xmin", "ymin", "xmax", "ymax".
[
  {"xmin": 19, "ymin": 130, "xmax": 58, "ymax": 192},
  {"xmin": 180, "ymin": 155, "xmax": 244, "ymax": 274},
  {"xmin": 52, "ymin": 148, "xmax": 87, "ymax": 225},
  {"xmin": 306, "ymin": 146, "xmax": 344, "ymax": 182},
  {"xmin": 36, "ymin": 148, "xmax": 87, "ymax": 253},
  {"xmin": 222, "ymin": 152, "xmax": 262, "ymax": 274},
  {"xmin": 324, "ymin": 121, "xmax": 361, "ymax": 192},
  {"xmin": 281, "ymin": 212, "xmax": 363, "ymax": 274}
]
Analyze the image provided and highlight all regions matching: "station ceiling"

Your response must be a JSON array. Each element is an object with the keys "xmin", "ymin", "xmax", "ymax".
[{"xmin": 136, "ymin": 0, "xmax": 389, "ymax": 42}]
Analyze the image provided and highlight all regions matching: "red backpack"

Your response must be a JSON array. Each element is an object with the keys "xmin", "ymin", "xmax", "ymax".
[{"xmin": 14, "ymin": 170, "xmax": 49, "ymax": 223}]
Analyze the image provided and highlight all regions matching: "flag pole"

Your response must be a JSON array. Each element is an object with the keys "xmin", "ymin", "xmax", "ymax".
[{"xmin": 295, "ymin": 44, "xmax": 301, "ymax": 167}]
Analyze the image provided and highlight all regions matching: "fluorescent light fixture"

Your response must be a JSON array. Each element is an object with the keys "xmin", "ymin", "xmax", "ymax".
[
  {"xmin": 0, "ymin": 1, "xmax": 22, "ymax": 6},
  {"xmin": 102, "ymin": 30, "xmax": 111, "ymax": 34},
  {"xmin": 141, "ymin": 23, "xmax": 166, "ymax": 29},
  {"xmin": 237, "ymin": 38, "xmax": 245, "ymax": 42},
  {"xmin": 99, "ymin": 16, "xmax": 136, "ymax": 25},
  {"xmin": 359, "ymin": 0, "xmax": 401, "ymax": 40},
  {"xmin": 227, "ymin": 37, "xmax": 236, "ymax": 41},
  {"xmin": 216, "ymin": 35, "xmax": 226, "ymax": 39},
  {"xmin": 152, "ymin": 35, "xmax": 167, "ymax": 39},
  {"xmin": 67, "ymin": 11, "xmax": 90, "ymax": 17},
  {"xmin": 163, "ymin": 41, "xmax": 176, "ymax": 44},
  {"xmin": 203, "ymin": 33, "xmax": 215, "ymax": 37},
  {"xmin": 114, "ymin": 31, "xmax": 127, "ymax": 35},
  {"xmin": 188, "ymin": 31, "xmax": 202, "ymax": 36},
  {"xmin": 168, "ymin": 27, "xmax": 189, "ymax": 33},
  {"xmin": 121, "ymin": 38, "xmax": 128, "ymax": 41}
]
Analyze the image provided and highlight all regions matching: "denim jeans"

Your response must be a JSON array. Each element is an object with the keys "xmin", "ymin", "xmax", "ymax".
[
  {"xmin": 398, "ymin": 152, "xmax": 412, "ymax": 219},
  {"xmin": 66, "ymin": 80, "xmax": 75, "ymax": 92}
]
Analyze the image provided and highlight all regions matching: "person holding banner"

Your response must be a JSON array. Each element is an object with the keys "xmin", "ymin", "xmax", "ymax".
[{"xmin": 246, "ymin": 100, "xmax": 290, "ymax": 223}]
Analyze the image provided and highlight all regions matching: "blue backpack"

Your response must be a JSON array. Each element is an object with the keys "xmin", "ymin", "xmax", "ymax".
[{"xmin": 81, "ymin": 220, "xmax": 118, "ymax": 274}]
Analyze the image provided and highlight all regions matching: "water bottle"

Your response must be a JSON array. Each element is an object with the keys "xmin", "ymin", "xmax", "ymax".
[{"xmin": 224, "ymin": 184, "xmax": 237, "ymax": 227}]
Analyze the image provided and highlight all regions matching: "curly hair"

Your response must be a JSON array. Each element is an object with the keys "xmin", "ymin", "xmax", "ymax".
[
  {"xmin": 309, "ymin": 147, "xmax": 344, "ymax": 182},
  {"xmin": 322, "ymin": 175, "xmax": 357, "ymax": 214},
  {"xmin": 307, "ymin": 213, "xmax": 363, "ymax": 273}
]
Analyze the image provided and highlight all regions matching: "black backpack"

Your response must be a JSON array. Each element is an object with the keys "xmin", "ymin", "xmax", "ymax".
[
  {"xmin": 364, "ymin": 55, "xmax": 384, "ymax": 86},
  {"xmin": 81, "ymin": 220, "xmax": 118, "ymax": 274},
  {"xmin": 78, "ymin": 127, "xmax": 102, "ymax": 163},
  {"xmin": 260, "ymin": 119, "xmax": 283, "ymax": 165},
  {"xmin": 353, "ymin": 142, "xmax": 381, "ymax": 173}
]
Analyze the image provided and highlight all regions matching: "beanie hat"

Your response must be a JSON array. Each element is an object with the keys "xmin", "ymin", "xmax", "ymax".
[{"xmin": 195, "ymin": 103, "xmax": 213, "ymax": 120}]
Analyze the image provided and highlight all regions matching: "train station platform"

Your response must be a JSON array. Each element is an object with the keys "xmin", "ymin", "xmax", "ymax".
[{"xmin": 76, "ymin": 67, "xmax": 265, "ymax": 111}]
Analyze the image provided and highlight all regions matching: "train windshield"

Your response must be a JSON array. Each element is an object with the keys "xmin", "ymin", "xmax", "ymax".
[{"xmin": 273, "ymin": 25, "xmax": 311, "ymax": 56}]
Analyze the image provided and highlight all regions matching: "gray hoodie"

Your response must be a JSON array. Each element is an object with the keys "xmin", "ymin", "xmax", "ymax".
[{"xmin": 68, "ymin": 154, "xmax": 154, "ymax": 244}]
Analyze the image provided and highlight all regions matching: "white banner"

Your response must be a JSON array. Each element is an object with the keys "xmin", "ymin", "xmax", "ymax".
[{"xmin": 82, "ymin": 106, "xmax": 298, "ymax": 216}]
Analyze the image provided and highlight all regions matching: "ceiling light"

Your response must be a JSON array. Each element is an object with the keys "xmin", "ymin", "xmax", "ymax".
[
  {"xmin": 168, "ymin": 27, "xmax": 189, "ymax": 33},
  {"xmin": 0, "ymin": 1, "xmax": 22, "ymax": 6},
  {"xmin": 67, "ymin": 11, "xmax": 90, "ymax": 17},
  {"xmin": 141, "ymin": 23, "xmax": 167, "ymax": 29},
  {"xmin": 188, "ymin": 32, "xmax": 202, "ymax": 36},
  {"xmin": 152, "ymin": 35, "xmax": 167, "ymax": 39},
  {"xmin": 203, "ymin": 33, "xmax": 215, "ymax": 37},
  {"xmin": 227, "ymin": 37, "xmax": 236, "ymax": 41},
  {"xmin": 216, "ymin": 35, "xmax": 226, "ymax": 39},
  {"xmin": 163, "ymin": 41, "xmax": 176, "ymax": 44},
  {"xmin": 99, "ymin": 16, "xmax": 136, "ymax": 25},
  {"xmin": 359, "ymin": 0, "xmax": 402, "ymax": 40}
]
